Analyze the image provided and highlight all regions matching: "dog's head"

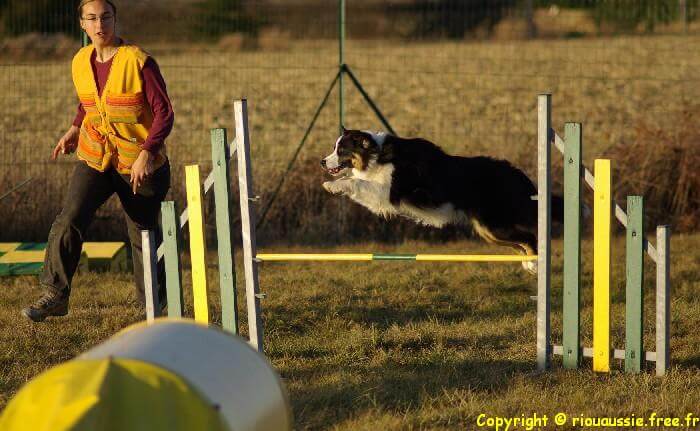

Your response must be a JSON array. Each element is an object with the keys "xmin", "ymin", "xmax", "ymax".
[{"xmin": 321, "ymin": 128, "xmax": 384, "ymax": 176}]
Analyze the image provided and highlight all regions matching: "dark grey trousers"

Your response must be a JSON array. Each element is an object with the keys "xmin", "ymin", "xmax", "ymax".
[{"xmin": 40, "ymin": 160, "xmax": 170, "ymax": 305}]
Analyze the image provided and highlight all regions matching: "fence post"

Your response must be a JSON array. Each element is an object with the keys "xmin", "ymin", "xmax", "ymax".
[
  {"xmin": 537, "ymin": 94, "xmax": 551, "ymax": 371},
  {"xmin": 338, "ymin": 0, "xmax": 346, "ymax": 133},
  {"xmin": 525, "ymin": 0, "xmax": 536, "ymax": 38},
  {"xmin": 680, "ymin": 0, "xmax": 688, "ymax": 34}
]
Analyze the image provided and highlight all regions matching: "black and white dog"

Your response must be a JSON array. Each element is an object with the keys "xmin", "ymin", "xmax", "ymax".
[{"xmin": 321, "ymin": 129, "xmax": 563, "ymax": 273}]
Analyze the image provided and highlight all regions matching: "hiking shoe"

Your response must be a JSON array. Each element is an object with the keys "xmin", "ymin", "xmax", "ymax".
[{"xmin": 21, "ymin": 292, "xmax": 69, "ymax": 322}]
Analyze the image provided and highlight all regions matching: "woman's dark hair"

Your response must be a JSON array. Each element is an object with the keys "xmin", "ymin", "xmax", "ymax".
[{"xmin": 78, "ymin": 0, "xmax": 117, "ymax": 18}]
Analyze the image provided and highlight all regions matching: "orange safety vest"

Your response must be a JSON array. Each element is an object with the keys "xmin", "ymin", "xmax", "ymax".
[{"xmin": 72, "ymin": 43, "xmax": 166, "ymax": 174}]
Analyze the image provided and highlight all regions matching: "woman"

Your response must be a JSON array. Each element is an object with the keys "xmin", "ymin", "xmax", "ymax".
[{"xmin": 22, "ymin": 0, "xmax": 174, "ymax": 322}]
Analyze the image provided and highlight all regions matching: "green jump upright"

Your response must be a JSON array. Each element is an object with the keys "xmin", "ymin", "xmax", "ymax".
[
  {"xmin": 625, "ymin": 196, "xmax": 644, "ymax": 373},
  {"xmin": 563, "ymin": 123, "xmax": 582, "ymax": 369},
  {"xmin": 212, "ymin": 129, "xmax": 239, "ymax": 335},
  {"xmin": 162, "ymin": 201, "xmax": 184, "ymax": 318}
]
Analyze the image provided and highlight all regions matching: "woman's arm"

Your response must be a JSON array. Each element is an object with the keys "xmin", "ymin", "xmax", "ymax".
[
  {"xmin": 141, "ymin": 57, "xmax": 174, "ymax": 154},
  {"xmin": 131, "ymin": 57, "xmax": 174, "ymax": 194},
  {"xmin": 73, "ymin": 104, "xmax": 85, "ymax": 128}
]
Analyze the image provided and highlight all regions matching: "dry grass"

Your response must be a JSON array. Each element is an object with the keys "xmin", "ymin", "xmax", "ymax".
[
  {"xmin": 2, "ymin": 234, "xmax": 699, "ymax": 429},
  {"xmin": 606, "ymin": 106, "xmax": 700, "ymax": 232},
  {"xmin": 2, "ymin": 33, "xmax": 700, "ymax": 241}
]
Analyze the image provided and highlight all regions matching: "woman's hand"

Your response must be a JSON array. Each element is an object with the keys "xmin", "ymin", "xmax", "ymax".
[
  {"xmin": 52, "ymin": 126, "xmax": 79, "ymax": 160},
  {"xmin": 130, "ymin": 150, "xmax": 154, "ymax": 194}
]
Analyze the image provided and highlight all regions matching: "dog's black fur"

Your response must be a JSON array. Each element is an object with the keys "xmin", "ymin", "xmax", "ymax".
[{"xmin": 321, "ymin": 129, "xmax": 563, "ymax": 269}]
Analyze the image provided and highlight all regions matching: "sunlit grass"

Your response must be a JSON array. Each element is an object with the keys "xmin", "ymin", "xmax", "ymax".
[{"xmin": 2, "ymin": 234, "xmax": 699, "ymax": 429}]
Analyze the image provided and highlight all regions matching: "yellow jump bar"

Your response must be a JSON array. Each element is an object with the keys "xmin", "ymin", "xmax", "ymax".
[{"xmin": 255, "ymin": 253, "xmax": 537, "ymax": 262}]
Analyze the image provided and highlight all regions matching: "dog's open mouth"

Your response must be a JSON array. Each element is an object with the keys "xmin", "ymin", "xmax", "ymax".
[{"xmin": 326, "ymin": 162, "xmax": 350, "ymax": 176}]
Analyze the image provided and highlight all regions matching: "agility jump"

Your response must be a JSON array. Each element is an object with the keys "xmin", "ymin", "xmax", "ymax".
[
  {"xmin": 143, "ymin": 96, "xmax": 671, "ymax": 376},
  {"xmin": 536, "ymin": 95, "xmax": 670, "ymax": 376}
]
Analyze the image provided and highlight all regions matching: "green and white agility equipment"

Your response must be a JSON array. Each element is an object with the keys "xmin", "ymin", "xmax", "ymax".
[{"xmin": 143, "ymin": 96, "xmax": 671, "ymax": 376}]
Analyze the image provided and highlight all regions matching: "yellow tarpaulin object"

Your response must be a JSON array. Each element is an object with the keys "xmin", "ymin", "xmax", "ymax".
[{"xmin": 0, "ymin": 358, "xmax": 230, "ymax": 431}]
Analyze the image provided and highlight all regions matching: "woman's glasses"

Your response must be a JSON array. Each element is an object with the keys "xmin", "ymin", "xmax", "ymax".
[{"xmin": 81, "ymin": 14, "xmax": 114, "ymax": 25}]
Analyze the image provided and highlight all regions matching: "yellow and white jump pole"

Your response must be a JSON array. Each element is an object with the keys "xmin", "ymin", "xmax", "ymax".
[{"xmin": 0, "ymin": 320, "xmax": 292, "ymax": 431}]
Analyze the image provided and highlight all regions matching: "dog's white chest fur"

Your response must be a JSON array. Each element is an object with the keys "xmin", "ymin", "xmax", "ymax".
[
  {"xmin": 344, "ymin": 162, "xmax": 397, "ymax": 218},
  {"xmin": 399, "ymin": 202, "xmax": 466, "ymax": 228},
  {"xmin": 323, "ymin": 161, "xmax": 466, "ymax": 228}
]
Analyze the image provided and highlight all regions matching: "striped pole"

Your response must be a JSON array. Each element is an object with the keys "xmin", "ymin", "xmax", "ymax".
[{"xmin": 593, "ymin": 159, "xmax": 612, "ymax": 372}]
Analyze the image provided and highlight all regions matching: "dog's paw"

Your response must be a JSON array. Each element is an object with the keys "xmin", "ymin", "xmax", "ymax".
[
  {"xmin": 522, "ymin": 260, "xmax": 538, "ymax": 275},
  {"xmin": 323, "ymin": 180, "xmax": 346, "ymax": 195}
]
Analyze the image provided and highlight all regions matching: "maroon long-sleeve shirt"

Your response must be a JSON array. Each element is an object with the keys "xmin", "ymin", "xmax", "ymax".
[{"xmin": 73, "ymin": 50, "xmax": 174, "ymax": 154}]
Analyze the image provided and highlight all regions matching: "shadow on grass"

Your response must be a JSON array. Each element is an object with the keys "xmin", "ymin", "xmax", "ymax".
[
  {"xmin": 676, "ymin": 355, "xmax": 700, "ymax": 370},
  {"xmin": 267, "ymin": 294, "xmax": 534, "ymax": 334},
  {"xmin": 288, "ymin": 357, "xmax": 529, "ymax": 429}
]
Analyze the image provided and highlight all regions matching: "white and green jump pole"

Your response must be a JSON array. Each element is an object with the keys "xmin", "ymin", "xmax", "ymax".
[
  {"xmin": 142, "ymin": 96, "xmax": 671, "ymax": 376},
  {"xmin": 537, "ymin": 94, "xmax": 671, "ymax": 376}
]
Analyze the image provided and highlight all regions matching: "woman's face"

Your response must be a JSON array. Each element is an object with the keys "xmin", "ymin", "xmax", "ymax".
[{"xmin": 80, "ymin": 1, "xmax": 117, "ymax": 47}]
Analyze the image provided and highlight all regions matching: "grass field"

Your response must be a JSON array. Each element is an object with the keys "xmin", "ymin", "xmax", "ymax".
[{"xmin": 2, "ymin": 234, "xmax": 699, "ymax": 429}]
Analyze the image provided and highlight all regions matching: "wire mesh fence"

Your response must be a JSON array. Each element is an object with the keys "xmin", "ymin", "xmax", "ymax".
[{"xmin": 1, "ymin": 0, "xmax": 698, "ymax": 243}]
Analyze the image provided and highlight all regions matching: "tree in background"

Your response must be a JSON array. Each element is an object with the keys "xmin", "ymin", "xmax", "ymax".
[
  {"xmin": 388, "ymin": 0, "xmax": 518, "ymax": 39},
  {"xmin": 191, "ymin": 0, "xmax": 264, "ymax": 40},
  {"xmin": 535, "ymin": 0, "xmax": 698, "ymax": 33},
  {"xmin": 593, "ymin": 0, "xmax": 686, "ymax": 32},
  {"xmin": 0, "ymin": 0, "xmax": 77, "ymax": 37}
]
